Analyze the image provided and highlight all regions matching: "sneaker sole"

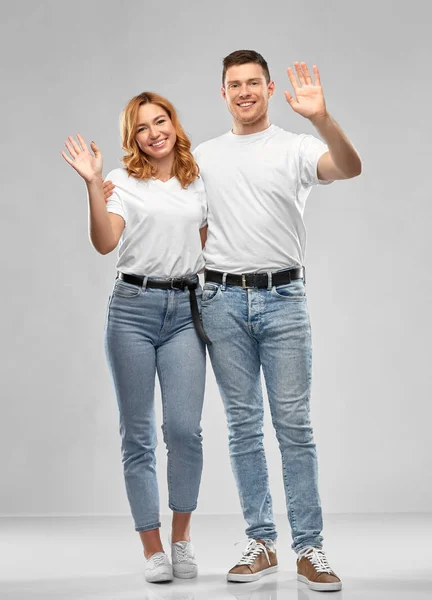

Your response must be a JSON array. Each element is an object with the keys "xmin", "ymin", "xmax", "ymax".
[
  {"xmin": 173, "ymin": 568, "xmax": 198, "ymax": 579},
  {"xmin": 145, "ymin": 568, "xmax": 174, "ymax": 583},
  {"xmin": 227, "ymin": 565, "xmax": 278, "ymax": 583},
  {"xmin": 297, "ymin": 574, "xmax": 342, "ymax": 591}
]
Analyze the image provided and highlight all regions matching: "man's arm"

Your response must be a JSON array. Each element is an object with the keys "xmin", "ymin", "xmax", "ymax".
[
  {"xmin": 285, "ymin": 62, "xmax": 362, "ymax": 181},
  {"xmin": 313, "ymin": 114, "xmax": 362, "ymax": 181}
]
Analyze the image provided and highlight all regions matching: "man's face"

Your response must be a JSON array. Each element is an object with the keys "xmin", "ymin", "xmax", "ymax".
[{"xmin": 222, "ymin": 63, "xmax": 274, "ymax": 126}]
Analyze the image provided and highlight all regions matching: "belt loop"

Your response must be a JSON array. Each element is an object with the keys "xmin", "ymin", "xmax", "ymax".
[
  {"xmin": 221, "ymin": 272, "xmax": 227, "ymax": 291},
  {"xmin": 303, "ymin": 266, "xmax": 306, "ymax": 286},
  {"xmin": 142, "ymin": 276, "xmax": 148, "ymax": 290},
  {"xmin": 267, "ymin": 270, "xmax": 272, "ymax": 290}
]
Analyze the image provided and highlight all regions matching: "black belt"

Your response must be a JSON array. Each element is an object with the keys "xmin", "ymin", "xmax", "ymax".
[
  {"xmin": 118, "ymin": 272, "xmax": 211, "ymax": 345},
  {"xmin": 204, "ymin": 267, "xmax": 305, "ymax": 288}
]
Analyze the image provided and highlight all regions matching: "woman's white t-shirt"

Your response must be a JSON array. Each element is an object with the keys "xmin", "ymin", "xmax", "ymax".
[{"xmin": 105, "ymin": 168, "xmax": 207, "ymax": 278}]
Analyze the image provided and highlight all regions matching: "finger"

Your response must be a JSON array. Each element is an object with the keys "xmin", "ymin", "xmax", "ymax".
[
  {"xmin": 294, "ymin": 62, "xmax": 306, "ymax": 86},
  {"xmin": 76, "ymin": 133, "xmax": 89, "ymax": 153},
  {"xmin": 91, "ymin": 141, "xmax": 101, "ymax": 156},
  {"xmin": 284, "ymin": 90, "xmax": 296, "ymax": 106},
  {"xmin": 65, "ymin": 140, "xmax": 77, "ymax": 159},
  {"xmin": 286, "ymin": 67, "xmax": 299, "ymax": 91},
  {"xmin": 301, "ymin": 62, "xmax": 313, "ymax": 85},
  {"xmin": 68, "ymin": 136, "xmax": 81, "ymax": 154},
  {"xmin": 60, "ymin": 150, "xmax": 74, "ymax": 165},
  {"xmin": 313, "ymin": 65, "xmax": 321, "ymax": 86}
]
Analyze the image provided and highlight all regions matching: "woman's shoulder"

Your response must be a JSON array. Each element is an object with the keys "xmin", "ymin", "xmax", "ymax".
[{"xmin": 105, "ymin": 167, "xmax": 130, "ymax": 184}]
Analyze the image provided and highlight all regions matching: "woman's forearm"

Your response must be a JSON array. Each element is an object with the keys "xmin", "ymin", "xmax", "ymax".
[{"xmin": 86, "ymin": 177, "xmax": 117, "ymax": 254}]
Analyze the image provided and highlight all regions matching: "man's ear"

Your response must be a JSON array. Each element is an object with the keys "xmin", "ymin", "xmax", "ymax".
[
  {"xmin": 221, "ymin": 86, "xmax": 227, "ymax": 100},
  {"xmin": 268, "ymin": 80, "xmax": 275, "ymax": 98}
]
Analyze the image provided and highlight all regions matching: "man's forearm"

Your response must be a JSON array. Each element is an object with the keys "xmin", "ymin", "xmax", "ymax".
[{"xmin": 311, "ymin": 113, "xmax": 362, "ymax": 178}]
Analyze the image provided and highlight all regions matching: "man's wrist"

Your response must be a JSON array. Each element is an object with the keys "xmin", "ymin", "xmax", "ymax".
[{"xmin": 309, "ymin": 111, "xmax": 331, "ymax": 128}]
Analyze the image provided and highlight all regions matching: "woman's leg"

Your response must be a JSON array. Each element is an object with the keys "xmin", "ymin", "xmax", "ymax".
[{"xmin": 104, "ymin": 286, "xmax": 163, "ymax": 558}]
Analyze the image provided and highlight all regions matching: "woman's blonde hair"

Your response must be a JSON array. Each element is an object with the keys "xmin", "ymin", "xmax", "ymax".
[{"xmin": 120, "ymin": 92, "xmax": 199, "ymax": 188}]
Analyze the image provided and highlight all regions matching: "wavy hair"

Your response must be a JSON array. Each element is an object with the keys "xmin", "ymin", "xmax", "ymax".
[{"xmin": 120, "ymin": 92, "xmax": 199, "ymax": 188}]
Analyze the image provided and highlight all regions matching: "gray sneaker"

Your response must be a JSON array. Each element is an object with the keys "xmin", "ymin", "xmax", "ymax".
[{"xmin": 171, "ymin": 540, "xmax": 198, "ymax": 579}]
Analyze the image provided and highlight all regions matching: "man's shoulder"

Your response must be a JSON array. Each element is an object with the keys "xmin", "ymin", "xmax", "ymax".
[{"xmin": 193, "ymin": 131, "xmax": 231, "ymax": 156}]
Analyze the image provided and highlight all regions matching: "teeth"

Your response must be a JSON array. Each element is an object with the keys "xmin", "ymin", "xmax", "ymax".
[
  {"xmin": 151, "ymin": 139, "xmax": 166, "ymax": 147},
  {"xmin": 239, "ymin": 102, "xmax": 254, "ymax": 107}
]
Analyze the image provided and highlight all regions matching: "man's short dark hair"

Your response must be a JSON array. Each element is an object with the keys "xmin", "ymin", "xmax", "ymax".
[{"xmin": 222, "ymin": 50, "xmax": 271, "ymax": 86}]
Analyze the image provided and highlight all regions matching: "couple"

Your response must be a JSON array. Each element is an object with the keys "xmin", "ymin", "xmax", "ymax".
[{"xmin": 62, "ymin": 49, "xmax": 361, "ymax": 593}]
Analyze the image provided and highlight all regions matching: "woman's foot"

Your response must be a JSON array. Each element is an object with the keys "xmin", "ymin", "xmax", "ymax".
[
  {"xmin": 144, "ymin": 552, "xmax": 173, "ymax": 583},
  {"xmin": 171, "ymin": 539, "xmax": 198, "ymax": 579}
]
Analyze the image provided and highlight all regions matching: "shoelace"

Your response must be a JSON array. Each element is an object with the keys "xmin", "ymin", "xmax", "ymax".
[
  {"xmin": 149, "ymin": 552, "xmax": 168, "ymax": 567},
  {"xmin": 173, "ymin": 542, "xmax": 194, "ymax": 562},
  {"xmin": 236, "ymin": 539, "xmax": 270, "ymax": 567},
  {"xmin": 298, "ymin": 546, "xmax": 333, "ymax": 574}
]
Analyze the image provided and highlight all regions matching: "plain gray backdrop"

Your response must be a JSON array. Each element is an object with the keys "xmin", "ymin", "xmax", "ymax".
[{"xmin": 1, "ymin": 0, "xmax": 431, "ymax": 521}]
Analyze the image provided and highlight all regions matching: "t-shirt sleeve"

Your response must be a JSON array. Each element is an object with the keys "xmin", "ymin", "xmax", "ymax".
[
  {"xmin": 105, "ymin": 169, "xmax": 127, "ymax": 224},
  {"xmin": 196, "ymin": 175, "xmax": 207, "ymax": 228},
  {"xmin": 298, "ymin": 134, "xmax": 332, "ymax": 187}
]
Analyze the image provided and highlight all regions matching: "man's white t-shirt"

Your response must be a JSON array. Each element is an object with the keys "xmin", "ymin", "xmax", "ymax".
[
  {"xmin": 193, "ymin": 124, "xmax": 330, "ymax": 274},
  {"xmin": 105, "ymin": 168, "xmax": 207, "ymax": 278}
]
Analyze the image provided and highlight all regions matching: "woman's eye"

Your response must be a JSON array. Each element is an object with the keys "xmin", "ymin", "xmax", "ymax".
[{"xmin": 157, "ymin": 120, "xmax": 166, "ymax": 125}]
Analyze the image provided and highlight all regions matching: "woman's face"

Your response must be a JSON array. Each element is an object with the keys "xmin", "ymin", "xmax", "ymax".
[{"xmin": 135, "ymin": 103, "xmax": 177, "ymax": 162}]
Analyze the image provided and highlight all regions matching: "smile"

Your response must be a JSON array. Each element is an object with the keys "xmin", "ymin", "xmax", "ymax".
[
  {"xmin": 150, "ymin": 139, "xmax": 167, "ymax": 147},
  {"xmin": 238, "ymin": 102, "xmax": 255, "ymax": 108}
]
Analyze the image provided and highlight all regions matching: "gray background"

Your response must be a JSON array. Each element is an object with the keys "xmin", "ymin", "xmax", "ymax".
[{"xmin": 1, "ymin": 0, "xmax": 431, "ymax": 520}]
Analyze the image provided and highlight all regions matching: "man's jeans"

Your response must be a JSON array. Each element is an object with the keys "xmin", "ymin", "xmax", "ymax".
[
  {"xmin": 201, "ymin": 273, "xmax": 323, "ymax": 551},
  {"xmin": 104, "ymin": 278, "xmax": 206, "ymax": 531}
]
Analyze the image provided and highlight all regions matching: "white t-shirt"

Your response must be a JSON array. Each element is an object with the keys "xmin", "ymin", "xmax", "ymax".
[
  {"xmin": 105, "ymin": 168, "xmax": 207, "ymax": 278},
  {"xmin": 193, "ymin": 124, "xmax": 330, "ymax": 273}
]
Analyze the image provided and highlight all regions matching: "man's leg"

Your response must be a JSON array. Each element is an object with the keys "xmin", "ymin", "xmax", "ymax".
[
  {"xmin": 201, "ymin": 283, "xmax": 276, "ymax": 542},
  {"xmin": 259, "ymin": 279, "xmax": 323, "ymax": 552}
]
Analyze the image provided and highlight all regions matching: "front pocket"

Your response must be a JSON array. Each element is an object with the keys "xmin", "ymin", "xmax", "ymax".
[
  {"xmin": 202, "ymin": 283, "xmax": 221, "ymax": 303},
  {"xmin": 271, "ymin": 279, "xmax": 306, "ymax": 300},
  {"xmin": 113, "ymin": 280, "xmax": 140, "ymax": 298}
]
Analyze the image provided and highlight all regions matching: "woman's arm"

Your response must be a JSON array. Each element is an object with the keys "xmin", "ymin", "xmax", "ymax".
[
  {"xmin": 199, "ymin": 225, "xmax": 208, "ymax": 249},
  {"xmin": 61, "ymin": 134, "xmax": 124, "ymax": 254}
]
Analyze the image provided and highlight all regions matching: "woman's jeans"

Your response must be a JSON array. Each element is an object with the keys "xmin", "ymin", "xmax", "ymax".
[
  {"xmin": 201, "ymin": 274, "xmax": 323, "ymax": 552},
  {"xmin": 104, "ymin": 277, "xmax": 206, "ymax": 532}
]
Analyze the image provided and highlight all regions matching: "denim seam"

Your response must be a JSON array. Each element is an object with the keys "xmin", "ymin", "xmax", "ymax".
[
  {"xmin": 169, "ymin": 503, "xmax": 197, "ymax": 513},
  {"xmin": 157, "ymin": 357, "xmax": 173, "ymax": 506}
]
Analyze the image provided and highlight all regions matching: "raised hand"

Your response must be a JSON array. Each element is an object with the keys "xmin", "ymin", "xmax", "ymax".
[
  {"xmin": 61, "ymin": 134, "xmax": 103, "ymax": 183},
  {"xmin": 284, "ymin": 62, "xmax": 327, "ymax": 121}
]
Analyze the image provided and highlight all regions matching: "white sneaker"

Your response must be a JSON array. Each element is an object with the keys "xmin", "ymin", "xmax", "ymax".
[
  {"xmin": 171, "ymin": 539, "xmax": 198, "ymax": 579},
  {"xmin": 145, "ymin": 552, "xmax": 173, "ymax": 583}
]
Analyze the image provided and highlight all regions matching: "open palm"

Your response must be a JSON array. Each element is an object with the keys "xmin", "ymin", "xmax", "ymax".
[
  {"xmin": 284, "ymin": 62, "xmax": 327, "ymax": 120},
  {"xmin": 61, "ymin": 134, "xmax": 103, "ymax": 183}
]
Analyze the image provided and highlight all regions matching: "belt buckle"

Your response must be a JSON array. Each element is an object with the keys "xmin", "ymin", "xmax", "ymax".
[
  {"xmin": 171, "ymin": 277, "xmax": 183, "ymax": 290},
  {"xmin": 241, "ymin": 274, "xmax": 254, "ymax": 289}
]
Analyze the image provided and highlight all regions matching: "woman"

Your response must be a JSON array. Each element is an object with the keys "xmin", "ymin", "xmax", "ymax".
[{"xmin": 61, "ymin": 92, "xmax": 208, "ymax": 583}]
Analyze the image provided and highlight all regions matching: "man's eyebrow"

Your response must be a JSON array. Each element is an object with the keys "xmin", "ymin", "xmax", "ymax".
[
  {"xmin": 136, "ymin": 115, "xmax": 166, "ymax": 127},
  {"xmin": 226, "ymin": 78, "xmax": 260, "ymax": 84}
]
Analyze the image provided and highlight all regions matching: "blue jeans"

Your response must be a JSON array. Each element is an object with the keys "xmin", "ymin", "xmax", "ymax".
[
  {"xmin": 104, "ymin": 277, "xmax": 206, "ymax": 531},
  {"xmin": 201, "ymin": 272, "xmax": 323, "ymax": 551}
]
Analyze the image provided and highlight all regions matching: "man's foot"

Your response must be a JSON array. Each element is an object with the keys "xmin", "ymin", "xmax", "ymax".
[
  {"xmin": 171, "ymin": 540, "xmax": 198, "ymax": 579},
  {"xmin": 227, "ymin": 539, "xmax": 278, "ymax": 582},
  {"xmin": 297, "ymin": 546, "xmax": 342, "ymax": 591},
  {"xmin": 144, "ymin": 552, "xmax": 173, "ymax": 583}
]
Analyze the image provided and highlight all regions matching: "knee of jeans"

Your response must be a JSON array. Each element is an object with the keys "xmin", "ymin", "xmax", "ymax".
[{"xmin": 165, "ymin": 422, "xmax": 203, "ymax": 452}]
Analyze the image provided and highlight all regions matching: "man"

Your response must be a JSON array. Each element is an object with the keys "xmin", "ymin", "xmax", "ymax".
[{"xmin": 193, "ymin": 50, "xmax": 361, "ymax": 592}]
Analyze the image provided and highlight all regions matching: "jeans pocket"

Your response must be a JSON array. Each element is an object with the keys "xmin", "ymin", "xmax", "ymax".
[
  {"xmin": 271, "ymin": 279, "xmax": 306, "ymax": 300},
  {"xmin": 104, "ymin": 295, "xmax": 113, "ymax": 330},
  {"xmin": 113, "ymin": 280, "xmax": 140, "ymax": 298},
  {"xmin": 202, "ymin": 282, "xmax": 221, "ymax": 303}
]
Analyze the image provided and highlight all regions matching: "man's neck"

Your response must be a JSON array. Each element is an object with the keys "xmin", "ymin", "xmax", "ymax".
[{"xmin": 232, "ymin": 114, "xmax": 271, "ymax": 136}]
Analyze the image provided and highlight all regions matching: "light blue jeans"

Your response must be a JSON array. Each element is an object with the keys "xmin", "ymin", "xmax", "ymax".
[
  {"xmin": 104, "ymin": 277, "xmax": 206, "ymax": 531},
  {"xmin": 201, "ymin": 271, "xmax": 323, "ymax": 552}
]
